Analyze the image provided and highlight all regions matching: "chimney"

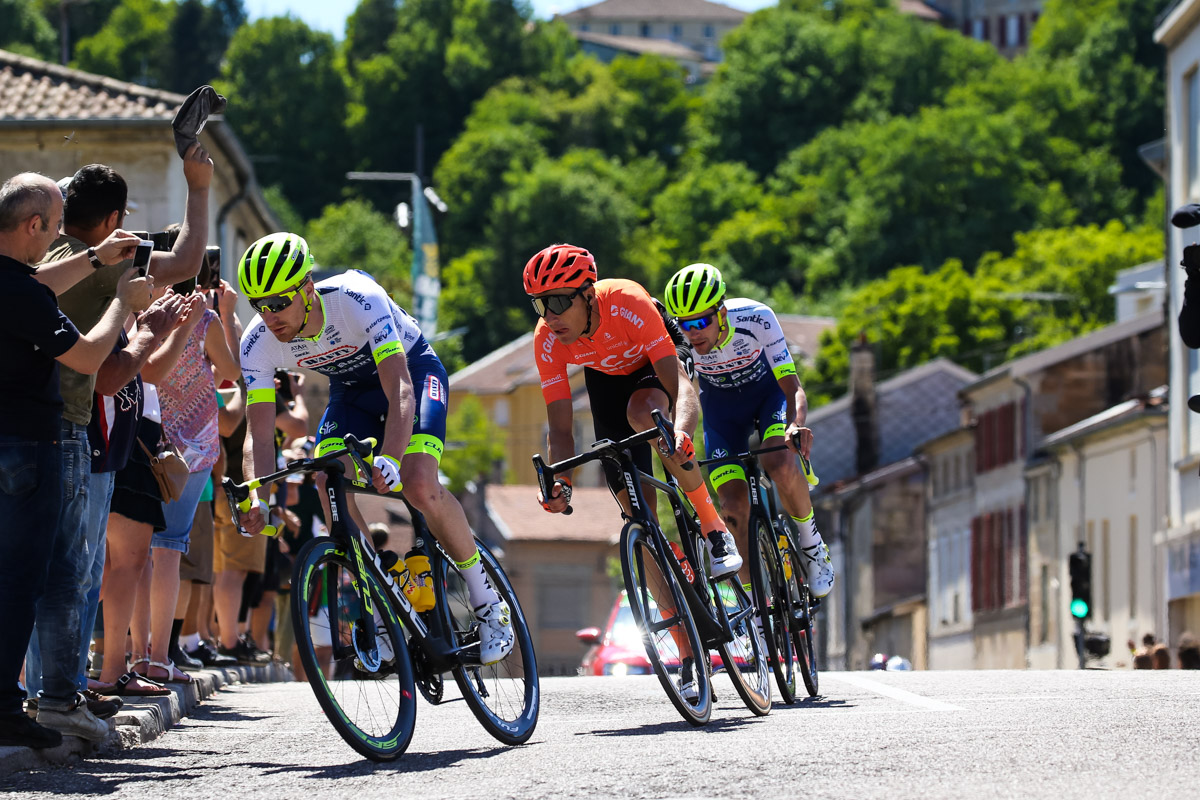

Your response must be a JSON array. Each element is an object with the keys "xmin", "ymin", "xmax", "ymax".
[{"xmin": 850, "ymin": 334, "xmax": 880, "ymax": 475}]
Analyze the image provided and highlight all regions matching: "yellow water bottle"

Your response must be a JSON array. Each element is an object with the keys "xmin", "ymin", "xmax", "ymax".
[
  {"xmin": 779, "ymin": 534, "xmax": 793, "ymax": 580},
  {"xmin": 404, "ymin": 548, "xmax": 435, "ymax": 612}
]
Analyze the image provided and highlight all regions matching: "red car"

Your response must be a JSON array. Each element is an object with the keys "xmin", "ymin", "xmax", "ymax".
[{"xmin": 576, "ymin": 591, "xmax": 679, "ymax": 676}]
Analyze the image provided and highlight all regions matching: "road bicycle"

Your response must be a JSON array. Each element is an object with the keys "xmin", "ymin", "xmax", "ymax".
[
  {"xmin": 533, "ymin": 410, "xmax": 771, "ymax": 726},
  {"xmin": 222, "ymin": 434, "xmax": 539, "ymax": 761},
  {"xmin": 699, "ymin": 443, "xmax": 820, "ymax": 701}
]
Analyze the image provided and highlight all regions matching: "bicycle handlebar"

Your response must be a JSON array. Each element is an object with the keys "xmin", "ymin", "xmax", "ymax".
[
  {"xmin": 694, "ymin": 432, "xmax": 819, "ymax": 485},
  {"xmin": 222, "ymin": 434, "xmax": 378, "ymax": 537},
  {"xmin": 532, "ymin": 410, "xmax": 691, "ymax": 515}
]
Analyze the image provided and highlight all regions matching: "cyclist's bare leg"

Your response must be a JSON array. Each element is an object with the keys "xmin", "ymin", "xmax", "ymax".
[
  {"xmin": 760, "ymin": 438, "xmax": 813, "ymax": 520},
  {"xmin": 715, "ymin": 479, "xmax": 752, "ymax": 584},
  {"xmin": 626, "ymin": 388, "xmax": 704, "ymax": 492},
  {"xmin": 398, "ymin": 452, "xmax": 476, "ymax": 562}
]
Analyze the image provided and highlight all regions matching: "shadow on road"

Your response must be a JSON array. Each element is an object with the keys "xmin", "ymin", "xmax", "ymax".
[
  {"xmin": 771, "ymin": 696, "xmax": 856, "ymax": 711},
  {"xmin": 251, "ymin": 744, "xmax": 513, "ymax": 777},
  {"xmin": 580, "ymin": 716, "xmax": 758, "ymax": 737}
]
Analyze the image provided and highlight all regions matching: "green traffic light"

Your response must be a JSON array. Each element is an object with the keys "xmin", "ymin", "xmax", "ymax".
[{"xmin": 1070, "ymin": 599, "xmax": 1089, "ymax": 618}]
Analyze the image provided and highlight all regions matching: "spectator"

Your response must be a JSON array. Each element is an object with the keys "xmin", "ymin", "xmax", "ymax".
[
  {"xmin": 1178, "ymin": 632, "xmax": 1200, "ymax": 670},
  {"xmin": 0, "ymin": 172, "xmax": 149, "ymax": 745},
  {"xmin": 25, "ymin": 149, "xmax": 212, "ymax": 720},
  {"xmin": 1151, "ymin": 643, "xmax": 1172, "ymax": 670}
]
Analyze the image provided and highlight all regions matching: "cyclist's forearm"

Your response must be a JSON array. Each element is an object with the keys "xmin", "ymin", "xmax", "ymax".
[
  {"xmin": 381, "ymin": 380, "xmax": 415, "ymax": 460},
  {"xmin": 779, "ymin": 375, "xmax": 808, "ymax": 427},
  {"xmin": 673, "ymin": 371, "xmax": 700, "ymax": 437},
  {"xmin": 547, "ymin": 429, "xmax": 576, "ymax": 481}
]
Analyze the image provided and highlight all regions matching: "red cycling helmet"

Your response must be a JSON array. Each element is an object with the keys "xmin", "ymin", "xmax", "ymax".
[{"xmin": 523, "ymin": 244, "xmax": 598, "ymax": 295}]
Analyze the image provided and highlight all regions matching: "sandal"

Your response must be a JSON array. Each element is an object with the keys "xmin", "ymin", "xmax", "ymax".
[
  {"xmin": 94, "ymin": 671, "xmax": 172, "ymax": 697},
  {"xmin": 136, "ymin": 658, "xmax": 193, "ymax": 684}
]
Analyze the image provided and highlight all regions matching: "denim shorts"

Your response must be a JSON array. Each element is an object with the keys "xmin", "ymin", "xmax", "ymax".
[{"xmin": 152, "ymin": 470, "xmax": 210, "ymax": 553}]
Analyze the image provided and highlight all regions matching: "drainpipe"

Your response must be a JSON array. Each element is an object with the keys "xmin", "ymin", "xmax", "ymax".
[
  {"xmin": 1071, "ymin": 440, "xmax": 1086, "ymax": 667},
  {"xmin": 216, "ymin": 187, "xmax": 246, "ymax": 284},
  {"xmin": 1013, "ymin": 376, "xmax": 1035, "ymax": 661}
]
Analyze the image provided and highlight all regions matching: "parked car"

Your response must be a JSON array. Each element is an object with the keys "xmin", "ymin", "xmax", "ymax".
[{"xmin": 577, "ymin": 591, "xmax": 679, "ymax": 676}]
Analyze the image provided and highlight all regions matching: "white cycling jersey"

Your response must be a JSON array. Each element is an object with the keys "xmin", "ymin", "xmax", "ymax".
[
  {"xmin": 690, "ymin": 298, "xmax": 796, "ymax": 390},
  {"xmin": 240, "ymin": 269, "xmax": 423, "ymax": 404}
]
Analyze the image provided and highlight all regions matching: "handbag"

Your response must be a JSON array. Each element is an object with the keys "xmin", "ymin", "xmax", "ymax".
[{"xmin": 138, "ymin": 435, "xmax": 191, "ymax": 503}]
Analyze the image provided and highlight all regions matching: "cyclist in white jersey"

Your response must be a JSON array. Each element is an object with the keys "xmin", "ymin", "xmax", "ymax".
[
  {"xmin": 233, "ymin": 232, "xmax": 513, "ymax": 663},
  {"xmin": 663, "ymin": 263, "xmax": 835, "ymax": 598}
]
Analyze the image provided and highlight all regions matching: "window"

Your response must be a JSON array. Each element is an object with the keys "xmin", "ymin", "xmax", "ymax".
[
  {"xmin": 492, "ymin": 397, "xmax": 509, "ymax": 427},
  {"xmin": 1006, "ymin": 14, "xmax": 1020, "ymax": 48},
  {"xmin": 610, "ymin": 23, "xmax": 621, "ymax": 35},
  {"xmin": 1039, "ymin": 565, "xmax": 1050, "ymax": 643},
  {"xmin": 580, "ymin": 23, "xmax": 589, "ymax": 32},
  {"xmin": 972, "ymin": 19, "xmax": 985, "ymax": 40},
  {"xmin": 703, "ymin": 24, "xmax": 715, "ymax": 38},
  {"xmin": 1188, "ymin": 69, "xmax": 1200, "ymax": 199},
  {"xmin": 640, "ymin": 23, "xmax": 651, "ymax": 37},
  {"xmin": 671, "ymin": 23, "xmax": 682, "ymax": 40},
  {"xmin": 537, "ymin": 569, "xmax": 588, "ymax": 629}
]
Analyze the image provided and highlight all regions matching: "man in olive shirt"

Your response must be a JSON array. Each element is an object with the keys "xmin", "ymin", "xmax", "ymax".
[{"xmin": 24, "ymin": 144, "xmax": 214, "ymax": 715}]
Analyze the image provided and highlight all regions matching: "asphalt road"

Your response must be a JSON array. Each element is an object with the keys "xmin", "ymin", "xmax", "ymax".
[{"xmin": 4, "ymin": 670, "xmax": 1199, "ymax": 799}]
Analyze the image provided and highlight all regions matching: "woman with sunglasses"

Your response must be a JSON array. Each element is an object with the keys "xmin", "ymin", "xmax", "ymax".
[
  {"xmin": 232, "ymin": 232, "xmax": 515, "ymax": 665},
  {"xmin": 526, "ymin": 243, "xmax": 742, "ymax": 581},
  {"xmin": 662, "ymin": 263, "xmax": 835, "ymax": 599}
]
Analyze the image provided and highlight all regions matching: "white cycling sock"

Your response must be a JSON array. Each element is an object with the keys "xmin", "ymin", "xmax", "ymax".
[
  {"xmin": 455, "ymin": 550, "xmax": 500, "ymax": 610},
  {"xmin": 791, "ymin": 510, "xmax": 822, "ymax": 550}
]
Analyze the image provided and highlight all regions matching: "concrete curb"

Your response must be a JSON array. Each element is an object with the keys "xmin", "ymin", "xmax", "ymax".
[{"xmin": 0, "ymin": 662, "xmax": 293, "ymax": 774}]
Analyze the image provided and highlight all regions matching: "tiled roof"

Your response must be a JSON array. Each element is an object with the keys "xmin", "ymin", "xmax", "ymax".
[
  {"xmin": 897, "ymin": 0, "xmax": 944, "ymax": 21},
  {"xmin": 574, "ymin": 30, "xmax": 707, "ymax": 59},
  {"xmin": 0, "ymin": 49, "xmax": 184, "ymax": 121},
  {"xmin": 807, "ymin": 358, "xmax": 978, "ymax": 487},
  {"xmin": 560, "ymin": 0, "xmax": 747, "ymax": 22},
  {"xmin": 486, "ymin": 485, "xmax": 624, "ymax": 543},
  {"xmin": 777, "ymin": 314, "xmax": 835, "ymax": 365}
]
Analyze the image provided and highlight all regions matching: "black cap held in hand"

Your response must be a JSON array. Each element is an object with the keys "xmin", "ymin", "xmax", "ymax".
[
  {"xmin": 172, "ymin": 85, "xmax": 227, "ymax": 159},
  {"xmin": 1172, "ymin": 204, "xmax": 1200, "ymax": 229}
]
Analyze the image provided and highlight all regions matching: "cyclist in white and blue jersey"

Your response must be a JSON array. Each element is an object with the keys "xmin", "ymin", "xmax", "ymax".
[
  {"xmin": 663, "ymin": 263, "xmax": 835, "ymax": 598},
  {"xmin": 232, "ymin": 232, "xmax": 513, "ymax": 663}
]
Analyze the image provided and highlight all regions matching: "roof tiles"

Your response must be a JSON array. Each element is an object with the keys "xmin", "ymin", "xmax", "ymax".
[{"xmin": 0, "ymin": 49, "xmax": 183, "ymax": 121}]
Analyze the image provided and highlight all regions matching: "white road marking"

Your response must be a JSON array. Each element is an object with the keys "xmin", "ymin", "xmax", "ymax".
[{"xmin": 823, "ymin": 673, "xmax": 965, "ymax": 711}]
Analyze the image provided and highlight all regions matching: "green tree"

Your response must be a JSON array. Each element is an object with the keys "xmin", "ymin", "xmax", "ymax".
[
  {"xmin": 1, "ymin": 0, "xmax": 57, "ymax": 60},
  {"xmin": 161, "ymin": 0, "xmax": 246, "ymax": 93},
  {"xmin": 305, "ymin": 199, "xmax": 412, "ymax": 299},
  {"xmin": 441, "ymin": 395, "xmax": 505, "ymax": 494},
  {"xmin": 71, "ymin": 0, "xmax": 175, "ymax": 85},
  {"xmin": 650, "ymin": 160, "xmax": 762, "ymax": 262},
  {"xmin": 215, "ymin": 17, "xmax": 350, "ymax": 219},
  {"xmin": 700, "ymin": 0, "xmax": 999, "ymax": 174},
  {"xmin": 344, "ymin": 0, "xmax": 398, "ymax": 74}
]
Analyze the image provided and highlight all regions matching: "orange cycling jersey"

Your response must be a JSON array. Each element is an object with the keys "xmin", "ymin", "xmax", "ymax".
[{"xmin": 535, "ymin": 279, "xmax": 677, "ymax": 404}]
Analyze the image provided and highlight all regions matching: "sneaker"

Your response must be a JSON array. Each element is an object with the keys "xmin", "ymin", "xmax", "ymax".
[
  {"xmin": 474, "ymin": 599, "xmax": 515, "ymax": 665},
  {"xmin": 187, "ymin": 640, "xmax": 238, "ymax": 667},
  {"xmin": 168, "ymin": 642, "xmax": 204, "ymax": 671},
  {"xmin": 36, "ymin": 696, "xmax": 109, "ymax": 742},
  {"xmin": 705, "ymin": 529, "xmax": 742, "ymax": 578},
  {"xmin": 801, "ymin": 540, "xmax": 835, "ymax": 598},
  {"xmin": 0, "ymin": 711, "xmax": 63, "ymax": 749},
  {"xmin": 218, "ymin": 640, "xmax": 270, "ymax": 666},
  {"xmin": 677, "ymin": 657, "xmax": 699, "ymax": 702},
  {"xmin": 81, "ymin": 689, "xmax": 122, "ymax": 721}
]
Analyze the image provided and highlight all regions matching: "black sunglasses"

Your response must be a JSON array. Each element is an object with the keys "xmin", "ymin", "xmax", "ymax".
[
  {"xmin": 530, "ymin": 286, "xmax": 586, "ymax": 318},
  {"xmin": 678, "ymin": 309, "xmax": 719, "ymax": 332}
]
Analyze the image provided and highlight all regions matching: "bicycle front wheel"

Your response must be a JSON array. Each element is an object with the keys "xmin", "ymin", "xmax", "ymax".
[
  {"xmin": 713, "ymin": 577, "xmax": 772, "ymax": 716},
  {"xmin": 441, "ymin": 540, "xmax": 539, "ymax": 745},
  {"xmin": 291, "ymin": 538, "xmax": 417, "ymax": 762},
  {"xmin": 751, "ymin": 517, "xmax": 797, "ymax": 704},
  {"xmin": 621, "ymin": 522, "xmax": 711, "ymax": 726},
  {"xmin": 781, "ymin": 532, "xmax": 819, "ymax": 697}
]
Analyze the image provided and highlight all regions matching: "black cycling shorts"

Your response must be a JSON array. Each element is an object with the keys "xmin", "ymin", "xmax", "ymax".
[{"xmin": 584, "ymin": 362, "xmax": 673, "ymax": 494}]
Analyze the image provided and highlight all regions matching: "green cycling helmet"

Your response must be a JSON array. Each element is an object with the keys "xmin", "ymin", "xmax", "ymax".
[
  {"xmin": 238, "ymin": 232, "xmax": 314, "ymax": 298},
  {"xmin": 663, "ymin": 263, "xmax": 725, "ymax": 318}
]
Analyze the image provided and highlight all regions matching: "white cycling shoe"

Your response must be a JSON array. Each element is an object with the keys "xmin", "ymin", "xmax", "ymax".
[
  {"xmin": 801, "ymin": 540, "xmax": 836, "ymax": 598},
  {"xmin": 678, "ymin": 658, "xmax": 699, "ymax": 702},
  {"xmin": 475, "ymin": 599, "xmax": 515, "ymax": 665},
  {"xmin": 705, "ymin": 530, "xmax": 743, "ymax": 578}
]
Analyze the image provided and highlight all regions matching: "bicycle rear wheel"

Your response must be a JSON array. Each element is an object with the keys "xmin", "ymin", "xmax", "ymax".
[
  {"xmin": 620, "ymin": 522, "xmax": 711, "ymax": 726},
  {"xmin": 751, "ymin": 517, "xmax": 797, "ymax": 704},
  {"xmin": 782, "ymin": 533, "xmax": 819, "ymax": 697},
  {"xmin": 712, "ymin": 576, "xmax": 772, "ymax": 716},
  {"xmin": 440, "ymin": 540, "xmax": 539, "ymax": 745},
  {"xmin": 291, "ymin": 538, "xmax": 417, "ymax": 762}
]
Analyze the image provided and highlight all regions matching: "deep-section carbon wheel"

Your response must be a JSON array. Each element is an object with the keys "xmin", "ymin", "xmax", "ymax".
[
  {"xmin": 712, "ymin": 577, "xmax": 772, "ymax": 716},
  {"xmin": 752, "ymin": 517, "xmax": 797, "ymax": 704},
  {"xmin": 782, "ymin": 533, "xmax": 819, "ymax": 697},
  {"xmin": 621, "ymin": 522, "xmax": 711, "ymax": 726},
  {"xmin": 440, "ymin": 540, "xmax": 539, "ymax": 745},
  {"xmin": 291, "ymin": 538, "xmax": 417, "ymax": 761}
]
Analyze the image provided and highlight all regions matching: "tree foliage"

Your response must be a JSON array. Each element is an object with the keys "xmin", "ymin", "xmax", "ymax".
[
  {"xmin": 0, "ymin": 0, "xmax": 57, "ymax": 60},
  {"xmin": 305, "ymin": 199, "xmax": 412, "ymax": 299},
  {"xmin": 441, "ymin": 395, "xmax": 505, "ymax": 494}
]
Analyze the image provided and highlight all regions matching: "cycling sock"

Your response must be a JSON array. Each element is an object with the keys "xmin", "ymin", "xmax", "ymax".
[
  {"xmin": 455, "ymin": 550, "xmax": 500, "ymax": 609},
  {"xmin": 684, "ymin": 485, "xmax": 728, "ymax": 534},
  {"xmin": 791, "ymin": 509, "xmax": 821, "ymax": 550}
]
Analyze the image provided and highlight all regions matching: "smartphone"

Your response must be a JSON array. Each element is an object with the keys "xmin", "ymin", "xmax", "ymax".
[
  {"xmin": 132, "ymin": 240, "xmax": 153, "ymax": 278},
  {"xmin": 150, "ymin": 231, "xmax": 173, "ymax": 251},
  {"xmin": 204, "ymin": 246, "xmax": 222, "ymax": 289},
  {"xmin": 172, "ymin": 277, "xmax": 197, "ymax": 295}
]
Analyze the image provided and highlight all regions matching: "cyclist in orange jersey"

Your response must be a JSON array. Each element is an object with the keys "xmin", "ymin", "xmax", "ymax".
[{"xmin": 526, "ymin": 243, "xmax": 742, "ymax": 578}]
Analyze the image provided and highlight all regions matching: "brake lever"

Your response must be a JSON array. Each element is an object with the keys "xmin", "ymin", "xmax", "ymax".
[
  {"xmin": 651, "ymin": 409, "xmax": 693, "ymax": 471},
  {"xmin": 531, "ymin": 454, "xmax": 573, "ymax": 515}
]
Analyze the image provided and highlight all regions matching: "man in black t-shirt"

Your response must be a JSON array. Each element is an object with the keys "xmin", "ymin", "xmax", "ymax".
[{"xmin": 0, "ymin": 173, "xmax": 149, "ymax": 747}]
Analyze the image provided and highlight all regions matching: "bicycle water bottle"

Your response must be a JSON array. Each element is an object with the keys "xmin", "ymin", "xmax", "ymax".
[
  {"xmin": 668, "ymin": 541, "xmax": 695, "ymax": 585},
  {"xmin": 403, "ymin": 547, "xmax": 435, "ymax": 612},
  {"xmin": 778, "ymin": 534, "xmax": 793, "ymax": 580}
]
